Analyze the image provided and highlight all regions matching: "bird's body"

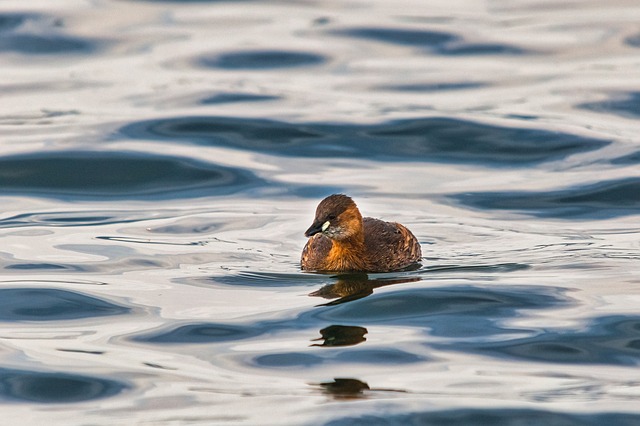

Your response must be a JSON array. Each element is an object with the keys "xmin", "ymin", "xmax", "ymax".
[{"xmin": 301, "ymin": 195, "xmax": 421, "ymax": 272}]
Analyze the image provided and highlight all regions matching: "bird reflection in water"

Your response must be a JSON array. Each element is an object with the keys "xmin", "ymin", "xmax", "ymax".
[
  {"xmin": 309, "ymin": 272, "xmax": 420, "ymax": 306},
  {"xmin": 308, "ymin": 275, "xmax": 412, "ymax": 400},
  {"xmin": 316, "ymin": 378, "xmax": 406, "ymax": 400},
  {"xmin": 318, "ymin": 378, "xmax": 370, "ymax": 399},
  {"xmin": 311, "ymin": 325, "xmax": 368, "ymax": 347}
]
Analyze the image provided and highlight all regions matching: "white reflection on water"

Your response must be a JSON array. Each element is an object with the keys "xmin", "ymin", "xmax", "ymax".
[{"xmin": 0, "ymin": 0, "xmax": 639, "ymax": 424}]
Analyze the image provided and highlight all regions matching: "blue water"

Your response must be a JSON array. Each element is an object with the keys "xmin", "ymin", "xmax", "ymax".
[{"xmin": 1, "ymin": 1, "xmax": 639, "ymax": 424}]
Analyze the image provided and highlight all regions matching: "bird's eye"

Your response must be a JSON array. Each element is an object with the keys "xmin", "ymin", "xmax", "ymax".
[{"xmin": 327, "ymin": 214, "xmax": 336, "ymax": 220}]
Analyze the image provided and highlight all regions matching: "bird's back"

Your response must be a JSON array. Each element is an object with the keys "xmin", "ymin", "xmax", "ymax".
[{"xmin": 362, "ymin": 217, "xmax": 422, "ymax": 272}]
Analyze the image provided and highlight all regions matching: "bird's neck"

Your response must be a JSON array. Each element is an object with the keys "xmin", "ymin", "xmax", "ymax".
[{"xmin": 327, "ymin": 233, "xmax": 367, "ymax": 271}]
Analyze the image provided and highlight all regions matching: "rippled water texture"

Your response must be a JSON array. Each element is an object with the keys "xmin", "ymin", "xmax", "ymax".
[{"xmin": 1, "ymin": 0, "xmax": 639, "ymax": 425}]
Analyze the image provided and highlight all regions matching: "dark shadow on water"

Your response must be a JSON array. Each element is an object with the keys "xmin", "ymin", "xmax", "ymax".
[
  {"xmin": 332, "ymin": 27, "xmax": 529, "ymax": 56},
  {"xmin": 437, "ymin": 42, "xmax": 528, "ymax": 56},
  {"xmin": 0, "ymin": 35, "xmax": 96, "ymax": 54},
  {"xmin": 132, "ymin": 322, "xmax": 262, "ymax": 344},
  {"xmin": 0, "ymin": 210, "xmax": 150, "ymax": 229},
  {"xmin": 57, "ymin": 348, "xmax": 105, "ymax": 355},
  {"xmin": 379, "ymin": 82, "xmax": 486, "ymax": 92},
  {"xmin": 364, "ymin": 118, "xmax": 598, "ymax": 164},
  {"xmin": 134, "ymin": 317, "xmax": 424, "ymax": 366},
  {"xmin": 95, "ymin": 235, "xmax": 207, "ymax": 247},
  {"xmin": 332, "ymin": 27, "xmax": 459, "ymax": 47},
  {"xmin": 201, "ymin": 263, "xmax": 529, "ymax": 290},
  {"xmin": 333, "ymin": 348, "xmax": 424, "ymax": 364},
  {"xmin": 579, "ymin": 91, "xmax": 640, "ymax": 119},
  {"xmin": 119, "ymin": 116, "xmax": 610, "ymax": 167},
  {"xmin": 0, "ymin": 150, "xmax": 264, "ymax": 200},
  {"xmin": 0, "ymin": 368, "xmax": 127, "ymax": 403},
  {"xmin": 434, "ymin": 315, "xmax": 640, "ymax": 366},
  {"xmin": 0, "ymin": 288, "xmax": 130, "ymax": 321},
  {"xmin": 306, "ymin": 263, "xmax": 529, "ymax": 309},
  {"xmin": 131, "ymin": 283, "xmax": 570, "ymax": 369},
  {"xmin": 611, "ymin": 151, "xmax": 640, "ymax": 166},
  {"xmin": 168, "ymin": 278, "xmax": 565, "ymax": 333},
  {"xmin": 6, "ymin": 263, "xmax": 69, "ymax": 270},
  {"xmin": 199, "ymin": 92, "xmax": 280, "ymax": 105},
  {"xmin": 452, "ymin": 177, "xmax": 640, "ymax": 219},
  {"xmin": 123, "ymin": 116, "xmax": 322, "ymax": 146},
  {"xmin": 0, "ymin": 13, "xmax": 33, "ymax": 32},
  {"xmin": 308, "ymin": 285, "xmax": 570, "ymax": 337},
  {"xmin": 625, "ymin": 33, "xmax": 640, "ymax": 48},
  {"xmin": 198, "ymin": 50, "xmax": 327, "ymax": 70},
  {"xmin": 0, "ymin": 13, "xmax": 101, "ymax": 55},
  {"xmin": 252, "ymin": 347, "xmax": 426, "ymax": 368},
  {"xmin": 324, "ymin": 409, "xmax": 640, "ymax": 426},
  {"xmin": 195, "ymin": 271, "xmax": 331, "ymax": 288},
  {"xmin": 253, "ymin": 352, "xmax": 323, "ymax": 367},
  {"xmin": 421, "ymin": 263, "xmax": 530, "ymax": 275},
  {"xmin": 162, "ymin": 299, "xmax": 640, "ymax": 370}
]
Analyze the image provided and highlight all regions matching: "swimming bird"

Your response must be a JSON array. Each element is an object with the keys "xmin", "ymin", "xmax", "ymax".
[{"xmin": 301, "ymin": 194, "xmax": 422, "ymax": 272}]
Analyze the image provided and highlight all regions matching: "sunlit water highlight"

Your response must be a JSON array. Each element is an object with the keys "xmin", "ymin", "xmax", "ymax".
[{"xmin": 0, "ymin": 0, "xmax": 639, "ymax": 424}]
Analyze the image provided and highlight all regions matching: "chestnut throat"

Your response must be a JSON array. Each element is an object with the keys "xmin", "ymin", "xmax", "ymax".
[{"xmin": 326, "ymin": 231, "xmax": 369, "ymax": 271}]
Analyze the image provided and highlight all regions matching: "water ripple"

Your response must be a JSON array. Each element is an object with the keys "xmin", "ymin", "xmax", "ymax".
[
  {"xmin": 0, "ymin": 288, "xmax": 129, "ymax": 321},
  {"xmin": 198, "ymin": 50, "xmax": 327, "ymax": 70},
  {"xmin": 199, "ymin": 93, "xmax": 280, "ymax": 105},
  {"xmin": 253, "ymin": 353, "xmax": 322, "ymax": 368},
  {"xmin": 0, "ymin": 13, "xmax": 101, "ymax": 55},
  {"xmin": 0, "ymin": 368, "xmax": 127, "ymax": 403},
  {"xmin": 253, "ymin": 347, "xmax": 424, "ymax": 368},
  {"xmin": 579, "ymin": 91, "xmax": 640, "ymax": 119},
  {"xmin": 120, "ymin": 116, "xmax": 609, "ymax": 166},
  {"xmin": 0, "ymin": 13, "xmax": 33, "ymax": 32},
  {"xmin": 379, "ymin": 82, "xmax": 486, "ymax": 92},
  {"xmin": 0, "ymin": 150, "xmax": 261, "ymax": 199},
  {"xmin": 0, "ymin": 35, "xmax": 94, "ymax": 55},
  {"xmin": 132, "ymin": 322, "xmax": 261, "ymax": 344},
  {"xmin": 333, "ymin": 27, "xmax": 459, "ymax": 47},
  {"xmin": 306, "ymin": 285, "xmax": 570, "ymax": 339},
  {"xmin": 6, "ymin": 263, "xmax": 74, "ymax": 271},
  {"xmin": 625, "ymin": 33, "xmax": 640, "ymax": 48},
  {"xmin": 131, "ymin": 284, "xmax": 569, "ymax": 353},
  {"xmin": 611, "ymin": 151, "xmax": 640, "ymax": 165},
  {"xmin": 0, "ymin": 210, "xmax": 148, "ymax": 229},
  {"xmin": 438, "ymin": 42, "xmax": 528, "ymax": 56},
  {"xmin": 334, "ymin": 26, "xmax": 528, "ymax": 55},
  {"xmin": 204, "ymin": 271, "xmax": 327, "ymax": 287},
  {"xmin": 325, "ymin": 409, "xmax": 640, "ymax": 426},
  {"xmin": 453, "ymin": 177, "xmax": 640, "ymax": 219},
  {"xmin": 439, "ymin": 315, "xmax": 640, "ymax": 366}
]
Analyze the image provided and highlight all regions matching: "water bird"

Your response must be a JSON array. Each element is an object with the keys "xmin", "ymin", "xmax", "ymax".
[{"xmin": 301, "ymin": 194, "xmax": 422, "ymax": 272}]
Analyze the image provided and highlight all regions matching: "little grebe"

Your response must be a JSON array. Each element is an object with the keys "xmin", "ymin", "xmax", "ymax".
[{"xmin": 301, "ymin": 194, "xmax": 422, "ymax": 272}]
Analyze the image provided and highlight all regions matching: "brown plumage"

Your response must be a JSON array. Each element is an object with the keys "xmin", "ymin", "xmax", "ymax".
[{"xmin": 301, "ymin": 194, "xmax": 422, "ymax": 272}]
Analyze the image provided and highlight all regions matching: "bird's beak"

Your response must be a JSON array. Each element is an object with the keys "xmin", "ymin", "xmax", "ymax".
[
  {"xmin": 305, "ymin": 221, "xmax": 323, "ymax": 237},
  {"xmin": 305, "ymin": 220, "xmax": 329, "ymax": 237}
]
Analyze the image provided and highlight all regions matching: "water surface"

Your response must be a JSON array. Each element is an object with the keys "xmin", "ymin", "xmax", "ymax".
[{"xmin": 0, "ymin": 0, "xmax": 639, "ymax": 424}]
